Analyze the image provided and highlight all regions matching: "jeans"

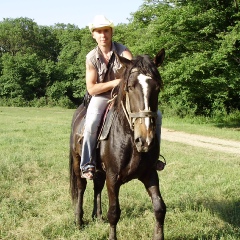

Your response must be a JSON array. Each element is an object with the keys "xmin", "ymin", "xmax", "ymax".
[
  {"xmin": 156, "ymin": 110, "xmax": 162, "ymax": 145},
  {"xmin": 80, "ymin": 95, "xmax": 110, "ymax": 170}
]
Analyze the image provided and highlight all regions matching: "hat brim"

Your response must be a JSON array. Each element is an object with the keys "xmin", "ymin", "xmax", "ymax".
[{"xmin": 89, "ymin": 23, "xmax": 114, "ymax": 33}]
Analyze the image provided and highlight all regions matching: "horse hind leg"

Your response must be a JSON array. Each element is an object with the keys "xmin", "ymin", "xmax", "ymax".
[
  {"xmin": 140, "ymin": 172, "xmax": 166, "ymax": 240},
  {"xmin": 75, "ymin": 177, "xmax": 87, "ymax": 228},
  {"xmin": 70, "ymin": 151, "xmax": 87, "ymax": 228}
]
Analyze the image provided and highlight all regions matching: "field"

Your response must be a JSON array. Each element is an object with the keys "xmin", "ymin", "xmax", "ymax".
[{"xmin": 0, "ymin": 107, "xmax": 239, "ymax": 240}]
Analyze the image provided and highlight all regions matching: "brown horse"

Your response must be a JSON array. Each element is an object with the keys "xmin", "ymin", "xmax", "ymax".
[{"xmin": 69, "ymin": 49, "xmax": 166, "ymax": 240}]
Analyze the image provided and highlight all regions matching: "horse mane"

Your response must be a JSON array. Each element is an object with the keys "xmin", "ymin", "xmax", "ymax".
[
  {"xmin": 114, "ymin": 54, "xmax": 163, "ymax": 111},
  {"xmin": 131, "ymin": 55, "xmax": 163, "ymax": 89}
]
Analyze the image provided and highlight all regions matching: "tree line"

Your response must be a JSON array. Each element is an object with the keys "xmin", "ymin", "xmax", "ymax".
[{"xmin": 0, "ymin": 0, "xmax": 239, "ymax": 118}]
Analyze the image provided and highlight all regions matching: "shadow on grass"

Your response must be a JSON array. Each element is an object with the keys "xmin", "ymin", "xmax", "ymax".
[
  {"xmin": 215, "ymin": 122, "xmax": 240, "ymax": 130},
  {"xmin": 206, "ymin": 199, "xmax": 240, "ymax": 229},
  {"xmin": 213, "ymin": 114, "xmax": 240, "ymax": 130},
  {"xmin": 165, "ymin": 198, "xmax": 240, "ymax": 240}
]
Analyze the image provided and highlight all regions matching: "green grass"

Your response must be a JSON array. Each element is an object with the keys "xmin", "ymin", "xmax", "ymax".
[
  {"xmin": 162, "ymin": 115, "xmax": 240, "ymax": 141},
  {"xmin": 0, "ymin": 107, "xmax": 239, "ymax": 240}
]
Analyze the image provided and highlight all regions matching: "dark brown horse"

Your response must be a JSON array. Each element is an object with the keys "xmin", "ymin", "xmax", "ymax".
[{"xmin": 69, "ymin": 49, "xmax": 166, "ymax": 240}]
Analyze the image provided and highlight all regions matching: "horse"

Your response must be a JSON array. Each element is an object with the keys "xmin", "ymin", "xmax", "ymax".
[{"xmin": 69, "ymin": 48, "xmax": 166, "ymax": 240}]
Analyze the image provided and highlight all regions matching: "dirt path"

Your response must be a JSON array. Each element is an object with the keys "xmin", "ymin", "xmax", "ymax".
[{"xmin": 161, "ymin": 128, "xmax": 240, "ymax": 155}]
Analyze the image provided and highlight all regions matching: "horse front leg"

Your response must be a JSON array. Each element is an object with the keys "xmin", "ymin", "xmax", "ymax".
[
  {"xmin": 151, "ymin": 189, "xmax": 166, "ymax": 240},
  {"xmin": 106, "ymin": 176, "xmax": 121, "ymax": 240},
  {"xmin": 141, "ymin": 171, "xmax": 166, "ymax": 240},
  {"xmin": 92, "ymin": 171, "xmax": 106, "ymax": 220}
]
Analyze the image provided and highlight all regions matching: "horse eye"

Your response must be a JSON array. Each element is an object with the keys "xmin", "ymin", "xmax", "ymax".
[{"xmin": 128, "ymin": 86, "xmax": 133, "ymax": 91}]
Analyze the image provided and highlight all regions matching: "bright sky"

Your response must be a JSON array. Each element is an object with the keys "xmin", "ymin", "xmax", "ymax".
[{"xmin": 0, "ymin": 0, "xmax": 144, "ymax": 28}]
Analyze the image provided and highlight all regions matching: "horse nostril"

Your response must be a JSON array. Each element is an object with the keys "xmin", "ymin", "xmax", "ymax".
[
  {"xmin": 135, "ymin": 137, "xmax": 145, "ymax": 152},
  {"xmin": 135, "ymin": 137, "xmax": 142, "ymax": 145}
]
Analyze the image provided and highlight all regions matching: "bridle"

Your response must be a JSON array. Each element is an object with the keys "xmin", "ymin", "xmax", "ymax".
[{"xmin": 121, "ymin": 69, "xmax": 158, "ymax": 131}]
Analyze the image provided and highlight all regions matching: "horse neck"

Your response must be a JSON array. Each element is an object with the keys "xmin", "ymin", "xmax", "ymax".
[{"xmin": 113, "ymin": 96, "xmax": 132, "ymax": 133}]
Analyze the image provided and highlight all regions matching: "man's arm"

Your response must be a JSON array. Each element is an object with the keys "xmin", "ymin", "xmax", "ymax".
[
  {"xmin": 86, "ymin": 61, "xmax": 120, "ymax": 96},
  {"xmin": 86, "ymin": 49, "xmax": 133, "ymax": 96},
  {"xmin": 122, "ymin": 49, "xmax": 133, "ymax": 60}
]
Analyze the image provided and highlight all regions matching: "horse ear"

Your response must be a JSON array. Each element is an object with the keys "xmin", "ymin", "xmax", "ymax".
[
  {"xmin": 153, "ymin": 48, "xmax": 165, "ymax": 68},
  {"xmin": 114, "ymin": 51, "xmax": 132, "ymax": 68}
]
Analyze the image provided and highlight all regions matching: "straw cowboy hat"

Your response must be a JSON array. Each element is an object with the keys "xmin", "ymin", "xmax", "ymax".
[{"xmin": 89, "ymin": 15, "xmax": 114, "ymax": 32}]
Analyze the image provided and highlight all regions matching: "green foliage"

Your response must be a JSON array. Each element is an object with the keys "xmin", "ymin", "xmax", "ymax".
[
  {"xmin": 54, "ymin": 26, "xmax": 94, "ymax": 105},
  {"xmin": 129, "ymin": 0, "xmax": 240, "ymax": 116},
  {"xmin": 0, "ymin": 52, "xmax": 57, "ymax": 101},
  {"xmin": 0, "ymin": 1, "xmax": 239, "ymax": 117},
  {"xmin": 0, "ymin": 17, "xmax": 38, "ymax": 56}
]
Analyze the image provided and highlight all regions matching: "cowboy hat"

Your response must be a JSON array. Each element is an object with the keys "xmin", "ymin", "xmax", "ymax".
[{"xmin": 89, "ymin": 15, "xmax": 114, "ymax": 32}]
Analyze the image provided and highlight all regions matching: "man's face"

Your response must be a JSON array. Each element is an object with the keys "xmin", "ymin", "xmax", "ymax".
[{"xmin": 92, "ymin": 27, "xmax": 112, "ymax": 47}]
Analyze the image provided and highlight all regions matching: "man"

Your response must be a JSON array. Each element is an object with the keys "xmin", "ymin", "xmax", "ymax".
[{"xmin": 80, "ymin": 15, "xmax": 165, "ymax": 180}]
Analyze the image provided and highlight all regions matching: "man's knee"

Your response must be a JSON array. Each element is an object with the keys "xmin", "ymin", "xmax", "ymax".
[{"xmin": 157, "ymin": 110, "xmax": 162, "ymax": 126}]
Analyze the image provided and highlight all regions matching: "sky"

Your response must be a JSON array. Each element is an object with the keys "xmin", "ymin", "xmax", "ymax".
[{"xmin": 0, "ymin": 0, "xmax": 144, "ymax": 28}]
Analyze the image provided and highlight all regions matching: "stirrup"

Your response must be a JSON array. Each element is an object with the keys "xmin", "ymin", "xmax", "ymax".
[{"xmin": 155, "ymin": 155, "xmax": 166, "ymax": 171}]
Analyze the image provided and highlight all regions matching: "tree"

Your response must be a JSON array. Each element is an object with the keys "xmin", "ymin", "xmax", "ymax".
[
  {"xmin": 128, "ymin": 0, "xmax": 240, "ymax": 115},
  {"xmin": 53, "ymin": 25, "xmax": 95, "ymax": 105},
  {"xmin": 0, "ymin": 2, "xmax": 239, "ymax": 114},
  {"xmin": 0, "ymin": 52, "xmax": 58, "ymax": 101}
]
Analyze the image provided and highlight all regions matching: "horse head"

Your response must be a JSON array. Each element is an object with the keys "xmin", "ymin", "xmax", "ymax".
[{"xmin": 116, "ymin": 49, "xmax": 165, "ymax": 152}]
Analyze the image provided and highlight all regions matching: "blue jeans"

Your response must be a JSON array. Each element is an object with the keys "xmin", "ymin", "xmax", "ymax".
[
  {"xmin": 156, "ymin": 110, "xmax": 162, "ymax": 145},
  {"xmin": 80, "ymin": 95, "xmax": 110, "ymax": 170}
]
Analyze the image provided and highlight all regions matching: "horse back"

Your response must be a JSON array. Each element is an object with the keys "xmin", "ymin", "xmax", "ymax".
[{"xmin": 70, "ymin": 104, "xmax": 87, "ymax": 154}]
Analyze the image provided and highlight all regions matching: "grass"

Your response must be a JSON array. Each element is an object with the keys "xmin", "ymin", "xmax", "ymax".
[
  {"xmin": 0, "ymin": 107, "xmax": 239, "ymax": 240},
  {"xmin": 162, "ymin": 115, "xmax": 240, "ymax": 141}
]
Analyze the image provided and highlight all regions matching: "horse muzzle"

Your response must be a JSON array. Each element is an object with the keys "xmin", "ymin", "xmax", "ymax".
[
  {"xmin": 135, "ymin": 136, "xmax": 154, "ymax": 152},
  {"xmin": 134, "ymin": 119, "xmax": 155, "ymax": 152}
]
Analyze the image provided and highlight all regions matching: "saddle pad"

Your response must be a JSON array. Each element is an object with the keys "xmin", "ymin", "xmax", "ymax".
[{"xmin": 99, "ymin": 107, "xmax": 116, "ymax": 140}]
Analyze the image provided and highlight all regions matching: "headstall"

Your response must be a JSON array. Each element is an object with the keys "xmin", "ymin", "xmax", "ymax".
[{"xmin": 121, "ymin": 69, "xmax": 158, "ymax": 130}]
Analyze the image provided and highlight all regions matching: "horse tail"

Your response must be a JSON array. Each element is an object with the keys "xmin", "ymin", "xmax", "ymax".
[
  {"xmin": 69, "ymin": 136, "xmax": 78, "ymax": 204},
  {"xmin": 69, "ymin": 104, "xmax": 86, "ymax": 204}
]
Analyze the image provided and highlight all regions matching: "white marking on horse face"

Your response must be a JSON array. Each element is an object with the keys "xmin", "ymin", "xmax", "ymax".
[
  {"xmin": 138, "ymin": 74, "xmax": 151, "ymax": 132},
  {"xmin": 138, "ymin": 74, "xmax": 150, "ymax": 109}
]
